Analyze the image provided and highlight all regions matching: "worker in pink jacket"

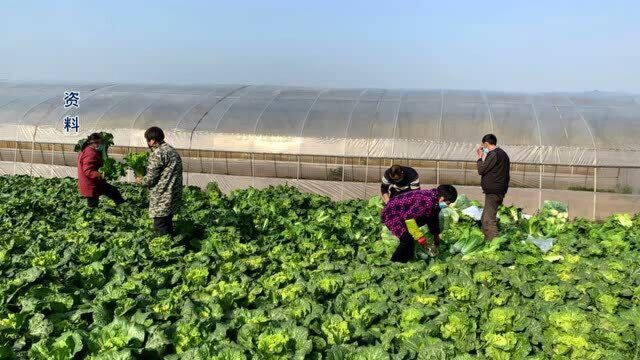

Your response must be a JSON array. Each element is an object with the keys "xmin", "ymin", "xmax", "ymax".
[{"xmin": 381, "ymin": 185, "xmax": 457, "ymax": 262}]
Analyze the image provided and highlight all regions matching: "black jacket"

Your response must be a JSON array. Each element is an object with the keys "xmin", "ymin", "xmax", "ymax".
[
  {"xmin": 381, "ymin": 166, "xmax": 420, "ymax": 198},
  {"xmin": 477, "ymin": 147, "xmax": 510, "ymax": 195}
]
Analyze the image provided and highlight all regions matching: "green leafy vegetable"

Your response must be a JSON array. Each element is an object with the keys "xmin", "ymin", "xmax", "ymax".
[
  {"xmin": 74, "ymin": 132, "xmax": 125, "ymax": 181},
  {"xmin": 0, "ymin": 175, "xmax": 638, "ymax": 358},
  {"xmin": 123, "ymin": 152, "xmax": 149, "ymax": 177}
]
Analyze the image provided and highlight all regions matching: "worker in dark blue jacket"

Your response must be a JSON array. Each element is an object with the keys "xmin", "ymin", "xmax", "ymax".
[{"xmin": 381, "ymin": 164, "xmax": 420, "ymax": 204}]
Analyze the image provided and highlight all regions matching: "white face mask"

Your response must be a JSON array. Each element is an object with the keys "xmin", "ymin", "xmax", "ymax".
[{"xmin": 483, "ymin": 147, "xmax": 490, "ymax": 155}]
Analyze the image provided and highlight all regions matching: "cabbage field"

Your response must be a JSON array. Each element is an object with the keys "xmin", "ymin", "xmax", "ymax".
[{"xmin": 0, "ymin": 175, "xmax": 639, "ymax": 359}]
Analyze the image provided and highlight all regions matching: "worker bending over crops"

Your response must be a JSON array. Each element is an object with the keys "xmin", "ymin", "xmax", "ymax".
[
  {"xmin": 381, "ymin": 185, "xmax": 458, "ymax": 262},
  {"xmin": 77, "ymin": 133, "xmax": 125, "ymax": 208},
  {"xmin": 136, "ymin": 127, "xmax": 183, "ymax": 236},
  {"xmin": 381, "ymin": 164, "xmax": 420, "ymax": 204}
]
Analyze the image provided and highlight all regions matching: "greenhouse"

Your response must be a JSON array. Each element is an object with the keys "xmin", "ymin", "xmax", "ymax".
[{"xmin": 0, "ymin": 81, "xmax": 638, "ymax": 219}]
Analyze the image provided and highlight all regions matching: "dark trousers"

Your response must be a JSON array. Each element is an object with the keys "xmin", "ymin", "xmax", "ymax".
[
  {"xmin": 153, "ymin": 214, "xmax": 174, "ymax": 236},
  {"xmin": 481, "ymin": 193, "xmax": 504, "ymax": 241},
  {"xmin": 391, "ymin": 232, "xmax": 415, "ymax": 263},
  {"xmin": 87, "ymin": 183, "xmax": 125, "ymax": 208}
]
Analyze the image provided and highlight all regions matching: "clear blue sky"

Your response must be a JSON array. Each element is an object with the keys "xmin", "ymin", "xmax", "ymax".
[{"xmin": 1, "ymin": 0, "xmax": 638, "ymax": 93}]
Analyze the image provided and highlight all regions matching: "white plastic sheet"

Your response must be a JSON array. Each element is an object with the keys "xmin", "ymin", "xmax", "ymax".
[
  {"xmin": 524, "ymin": 235, "xmax": 555, "ymax": 254},
  {"xmin": 462, "ymin": 206, "xmax": 483, "ymax": 221},
  {"xmin": 0, "ymin": 82, "xmax": 638, "ymax": 167}
]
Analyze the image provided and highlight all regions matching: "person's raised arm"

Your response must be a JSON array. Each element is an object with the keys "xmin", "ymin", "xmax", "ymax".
[{"xmin": 477, "ymin": 151, "xmax": 498, "ymax": 176}]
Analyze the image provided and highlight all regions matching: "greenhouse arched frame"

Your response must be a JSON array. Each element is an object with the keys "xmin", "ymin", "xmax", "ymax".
[{"xmin": 0, "ymin": 81, "xmax": 638, "ymax": 219}]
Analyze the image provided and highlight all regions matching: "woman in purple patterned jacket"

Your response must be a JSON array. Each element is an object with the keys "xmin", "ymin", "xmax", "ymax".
[{"xmin": 381, "ymin": 185, "xmax": 458, "ymax": 262}]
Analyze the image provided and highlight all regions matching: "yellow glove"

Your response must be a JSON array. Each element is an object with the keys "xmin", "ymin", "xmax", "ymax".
[{"xmin": 405, "ymin": 219, "xmax": 425, "ymax": 241}]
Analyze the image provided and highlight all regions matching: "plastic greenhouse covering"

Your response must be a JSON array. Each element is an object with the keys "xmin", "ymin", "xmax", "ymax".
[
  {"xmin": 0, "ymin": 82, "xmax": 638, "ymax": 219},
  {"xmin": 0, "ymin": 82, "xmax": 638, "ymax": 166}
]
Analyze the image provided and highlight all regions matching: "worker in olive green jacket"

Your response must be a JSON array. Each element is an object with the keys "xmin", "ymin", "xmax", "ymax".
[{"xmin": 136, "ymin": 127, "xmax": 183, "ymax": 236}]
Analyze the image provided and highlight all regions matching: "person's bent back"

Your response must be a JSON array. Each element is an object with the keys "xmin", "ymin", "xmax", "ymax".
[
  {"xmin": 381, "ymin": 185, "xmax": 458, "ymax": 262},
  {"xmin": 381, "ymin": 164, "xmax": 420, "ymax": 204}
]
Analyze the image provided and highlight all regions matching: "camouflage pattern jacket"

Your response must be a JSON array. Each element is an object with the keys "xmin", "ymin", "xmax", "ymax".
[{"xmin": 141, "ymin": 142, "xmax": 183, "ymax": 217}]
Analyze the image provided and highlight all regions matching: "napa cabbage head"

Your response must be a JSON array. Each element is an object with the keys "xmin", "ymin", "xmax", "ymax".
[
  {"xmin": 537, "ymin": 285, "xmax": 564, "ymax": 302},
  {"xmin": 440, "ymin": 312, "xmax": 477, "ymax": 352},
  {"xmin": 321, "ymin": 315, "xmax": 351, "ymax": 345}
]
